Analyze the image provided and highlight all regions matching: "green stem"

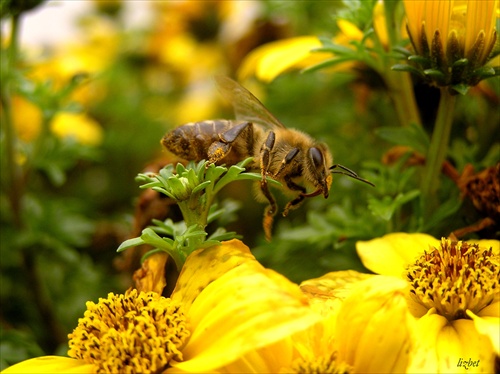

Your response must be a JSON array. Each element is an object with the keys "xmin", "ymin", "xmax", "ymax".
[
  {"xmin": 1, "ymin": 14, "xmax": 23, "ymax": 228},
  {"xmin": 421, "ymin": 88, "xmax": 456, "ymax": 218},
  {"xmin": 381, "ymin": 0, "xmax": 421, "ymax": 128},
  {"xmin": 386, "ymin": 70, "xmax": 421, "ymax": 127},
  {"xmin": 178, "ymin": 192, "xmax": 213, "ymax": 254}
]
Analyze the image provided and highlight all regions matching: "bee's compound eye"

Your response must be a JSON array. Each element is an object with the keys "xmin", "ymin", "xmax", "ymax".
[{"xmin": 309, "ymin": 147, "xmax": 324, "ymax": 168}]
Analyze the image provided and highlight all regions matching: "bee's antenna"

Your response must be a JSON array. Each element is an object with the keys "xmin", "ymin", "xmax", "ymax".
[{"xmin": 330, "ymin": 164, "xmax": 375, "ymax": 187}]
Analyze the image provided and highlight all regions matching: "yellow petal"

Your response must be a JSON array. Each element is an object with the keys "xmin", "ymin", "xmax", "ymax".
[
  {"xmin": 218, "ymin": 339, "xmax": 294, "ymax": 373},
  {"xmin": 132, "ymin": 251, "xmax": 168, "ymax": 294},
  {"xmin": 356, "ymin": 232, "xmax": 439, "ymax": 277},
  {"xmin": 373, "ymin": 1, "xmax": 389, "ymax": 48},
  {"xmin": 408, "ymin": 309, "xmax": 496, "ymax": 373},
  {"xmin": 474, "ymin": 239, "xmax": 500, "ymax": 254},
  {"xmin": 336, "ymin": 19, "xmax": 364, "ymax": 43},
  {"xmin": 237, "ymin": 36, "xmax": 326, "ymax": 82},
  {"xmin": 334, "ymin": 275, "xmax": 415, "ymax": 373},
  {"xmin": 1, "ymin": 356, "xmax": 94, "ymax": 374},
  {"xmin": 300, "ymin": 270, "xmax": 372, "ymax": 314},
  {"xmin": 170, "ymin": 261, "xmax": 319, "ymax": 372},
  {"xmin": 403, "ymin": 0, "xmax": 425, "ymax": 53},
  {"xmin": 464, "ymin": 0, "xmax": 498, "ymax": 62},
  {"xmin": 171, "ymin": 239, "xmax": 256, "ymax": 312},
  {"xmin": 467, "ymin": 309, "xmax": 500, "ymax": 354}
]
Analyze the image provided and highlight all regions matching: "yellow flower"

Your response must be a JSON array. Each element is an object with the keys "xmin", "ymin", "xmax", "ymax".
[
  {"xmin": 218, "ymin": 271, "xmax": 416, "ymax": 373},
  {"xmin": 357, "ymin": 233, "xmax": 499, "ymax": 373},
  {"xmin": 26, "ymin": 16, "xmax": 117, "ymax": 105},
  {"xmin": 237, "ymin": 3, "xmax": 396, "ymax": 83},
  {"xmin": 403, "ymin": 0, "xmax": 499, "ymax": 93},
  {"xmin": 9, "ymin": 97, "xmax": 103, "ymax": 146},
  {"xmin": 237, "ymin": 36, "xmax": 331, "ymax": 83},
  {"xmin": 11, "ymin": 95, "xmax": 42, "ymax": 143},
  {"xmin": 51, "ymin": 112, "xmax": 103, "ymax": 146},
  {"xmin": 3, "ymin": 240, "xmax": 319, "ymax": 373}
]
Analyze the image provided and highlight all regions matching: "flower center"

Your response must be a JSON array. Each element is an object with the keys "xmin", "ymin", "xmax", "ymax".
[
  {"xmin": 285, "ymin": 352, "xmax": 353, "ymax": 374},
  {"xmin": 68, "ymin": 289, "xmax": 190, "ymax": 374},
  {"xmin": 407, "ymin": 238, "xmax": 499, "ymax": 321}
]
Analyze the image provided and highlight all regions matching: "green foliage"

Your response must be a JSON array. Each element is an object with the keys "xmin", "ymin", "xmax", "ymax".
[
  {"xmin": 118, "ymin": 159, "xmax": 279, "ymax": 270},
  {"xmin": 1, "ymin": 0, "xmax": 499, "ymax": 367}
]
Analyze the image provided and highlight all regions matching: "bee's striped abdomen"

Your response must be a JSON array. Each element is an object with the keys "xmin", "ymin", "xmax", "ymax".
[{"xmin": 162, "ymin": 120, "xmax": 234, "ymax": 161}]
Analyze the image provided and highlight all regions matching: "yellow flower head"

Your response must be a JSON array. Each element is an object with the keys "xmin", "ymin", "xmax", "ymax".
[
  {"xmin": 403, "ymin": 0, "xmax": 499, "ymax": 93},
  {"xmin": 3, "ymin": 240, "xmax": 319, "ymax": 374},
  {"xmin": 357, "ymin": 233, "xmax": 500, "ymax": 373},
  {"xmin": 67, "ymin": 289, "xmax": 189, "ymax": 373},
  {"xmin": 407, "ymin": 238, "xmax": 499, "ymax": 321}
]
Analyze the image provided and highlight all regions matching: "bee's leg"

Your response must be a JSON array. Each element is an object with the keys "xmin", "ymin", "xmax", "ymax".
[
  {"xmin": 260, "ymin": 131, "xmax": 277, "ymax": 241},
  {"xmin": 282, "ymin": 179, "xmax": 308, "ymax": 217},
  {"xmin": 272, "ymin": 147, "xmax": 300, "ymax": 178},
  {"xmin": 207, "ymin": 122, "xmax": 252, "ymax": 164}
]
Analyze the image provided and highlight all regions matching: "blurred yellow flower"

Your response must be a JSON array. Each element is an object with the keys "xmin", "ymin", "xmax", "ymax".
[
  {"xmin": 403, "ymin": 0, "xmax": 499, "ymax": 91},
  {"xmin": 51, "ymin": 112, "xmax": 103, "ymax": 146},
  {"xmin": 174, "ymin": 82, "xmax": 221, "ymax": 125},
  {"xmin": 237, "ymin": 3, "xmax": 397, "ymax": 83},
  {"xmin": 27, "ymin": 16, "xmax": 118, "ymax": 105},
  {"xmin": 9, "ymin": 96, "xmax": 103, "ymax": 146},
  {"xmin": 3, "ymin": 240, "xmax": 319, "ymax": 373},
  {"xmin": 237, "ymin": 36, "xmax": 329, "ymax": 83},
  {"xmin": 146, "ymin": 1, "xmax": 225, "ymax": 85},
  {"xmin": 357, "ymin": 233, "xmax": 499, "ymax": 373},
  {"xmin": 11, "ymin": 95, "xmax": 42, "ymax": 142}
]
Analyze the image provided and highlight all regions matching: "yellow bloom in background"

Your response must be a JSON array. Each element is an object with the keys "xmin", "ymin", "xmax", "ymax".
[
  {"xmin": 9, "ymin": 96, "xmax": 103, "ymax": 146},
  {"xmin": 10, "ymin": 95, "xmax": 42, "ymax": 143},
  {"xmin": 174, "ymin": 82, "xmax": 220, "ymax": 125},
  {"xmin": 237, "ymin": 36, "xmax": 330, "ymax": 83},
  {"xmin": 3, "ymin": 240, "xmax": 319, "ymax": 373},
  {"xmin": 51, "ymin": 112, "xmax": 103, "ymax": 146},
  {"xmin": 357, "ymin": 233, "xmax": 500, "ymax": 373},
  {"xmin": 26, "ymin": 16, "xmax": 118, "ymax": 106},
  {"xmin": 402, "ymin": 0, "xmax": 499, "ymax": 93},
  {"xmin": 237, "ymin": 3, "xmax": 397, "ymax": 83},
  {"xmin": 237, "ymin": 23, "xmax": 365, "ymax": 84}
]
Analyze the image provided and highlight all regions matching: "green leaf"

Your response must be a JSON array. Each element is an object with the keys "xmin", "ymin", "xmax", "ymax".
[
  {"xmin": 421, "ymin": 191, "xmax": 461, "ymax": 231},
  {"xmin": 375, "ymin": 123, "xmax": 430, "ymax": 154},
  {"xmin": 117, "ymin": 237, "xmax": 145, "ymax": 252},
  {"xmin": 424, "ymin": 68, "xmax": 446, "ymax": 80},
  {"xmin": 449, "ymin": 83, "xmax": 470, "ymax": 95},
  {"xmin": 392, "ymin": 46, "xmax": 412, "ymax": 57},
  {"xmin": 140, "ymin": 227, "xmax": 174, "ymax": 250},
  {"xmin": 368, "ymin": 190, "xmax": 420, "ymax": 221},
  {"xmin": 408, "ymin": 55, "xmax": 430, "ymax": 65},
  {"xmin": 192, "ymin": 180, "xmax": 212, "ymax": 194},
  {"xmin": 391, "ymin": 64, "xmax": 425, "ymax": 77},
  {"xmin": 302, "ymin": 56, "xmax": 356, "ymax": 74},
  {"xmin": 452, "ymin": 58, "xmax": 468, "ymax": 67}
]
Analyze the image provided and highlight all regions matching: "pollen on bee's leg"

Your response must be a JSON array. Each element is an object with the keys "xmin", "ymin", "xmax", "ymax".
[
  {"xmin": 207, "ymin": 142, "xmax": 229, "ymax": 164},
  {"xmin": 263, "ymin": 210, "xmax": 274, "ymax": 241}
]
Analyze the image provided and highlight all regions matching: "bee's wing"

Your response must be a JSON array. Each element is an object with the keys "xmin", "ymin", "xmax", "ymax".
[{"xmin": 215, "ymin": 75, "xmax": 285, "ymax": 129}]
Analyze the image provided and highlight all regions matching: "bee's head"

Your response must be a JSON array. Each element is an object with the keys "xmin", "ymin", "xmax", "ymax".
[{"xmin": 305, "ymin": 144, "xmax": 333, "ymax": 199}]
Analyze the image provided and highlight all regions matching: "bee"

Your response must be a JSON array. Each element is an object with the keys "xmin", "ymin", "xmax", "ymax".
[{"xmin": 162, "ymin": 76, "xmax": 374, "ymax": 240}]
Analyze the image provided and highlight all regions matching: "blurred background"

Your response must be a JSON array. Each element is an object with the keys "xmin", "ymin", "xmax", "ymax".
[{"xmin": 1, "ymin": 0, "xmax": 498, "ymax": 367}]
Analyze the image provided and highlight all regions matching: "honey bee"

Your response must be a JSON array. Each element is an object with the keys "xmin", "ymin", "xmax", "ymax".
[{"xmin": 162, "ymin": 76, "xmax": 374, "ymax": 240}]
